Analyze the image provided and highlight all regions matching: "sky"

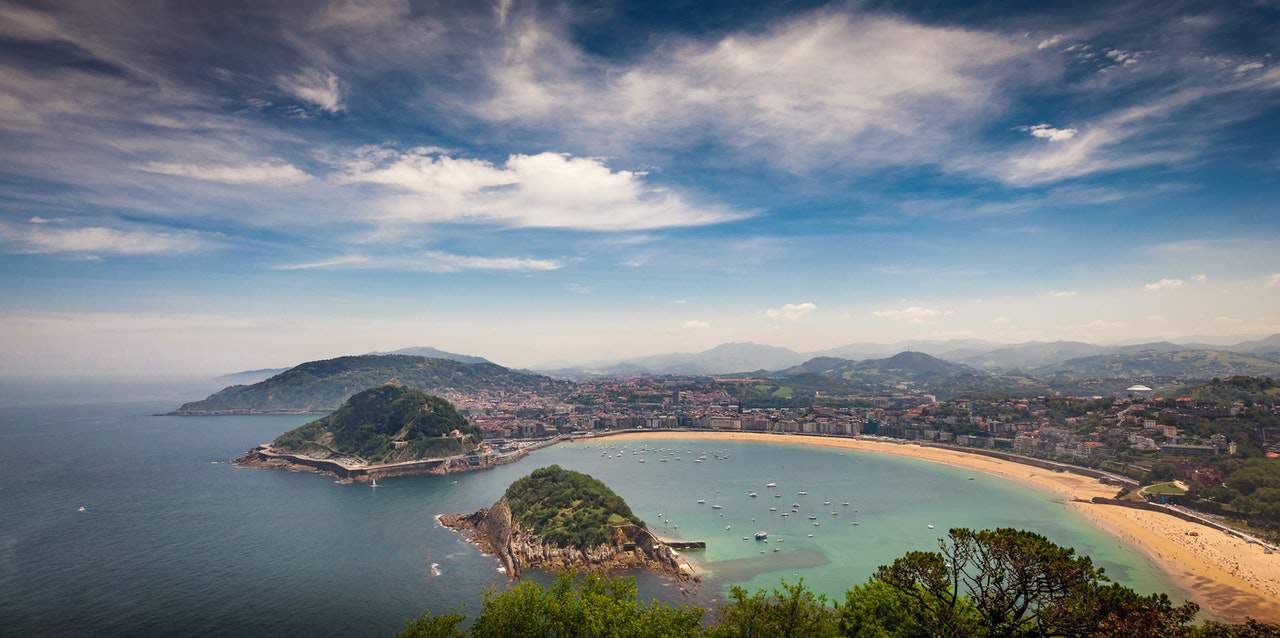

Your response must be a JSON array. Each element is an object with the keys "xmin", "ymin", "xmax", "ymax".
[{"xmin": 1, "ymin": 0, "xmax": 1279, "ymax": 377}]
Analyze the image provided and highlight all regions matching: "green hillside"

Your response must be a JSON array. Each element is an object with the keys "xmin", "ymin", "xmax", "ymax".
[
  {"xmin": 175, "ymin": 354, "xmax": 570, "ymax": 413},
  {"xmin": 505, "ymin": 465, "xmax": 644, "ymax": 549},
  {"xmin": 271, "ymin": 385, "xmax": 480, "ymax": 463},
  {"xmin": 1034, "ymin": 349, "xmax": 1280, "ymax": 379},
  {"xmin": 1179, "ymin": 375, "xmax": 1280, "ymax": 406}
]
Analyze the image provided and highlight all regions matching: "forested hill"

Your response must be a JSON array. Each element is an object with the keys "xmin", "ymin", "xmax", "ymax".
[
  {"xmin": 505, "ymin": 465, "xmax": 644, "ymax": 549},
  {"xmin": 173, "ymin": 354, "xmax": 571, "ymax": 414},
  {"xmin": 270, "ymin": 385, "xmax": 479, "ymax": 464}
]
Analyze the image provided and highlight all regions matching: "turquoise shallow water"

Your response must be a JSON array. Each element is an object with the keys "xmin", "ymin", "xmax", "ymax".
[{"xmin": 0, "ymin": 397, "xmax": 1184, "ymax": 636}]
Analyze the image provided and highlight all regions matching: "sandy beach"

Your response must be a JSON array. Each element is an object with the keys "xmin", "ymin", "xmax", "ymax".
[{"xmin": 590, "ymin": 431, "xmax": 1280, "ymax": 623}]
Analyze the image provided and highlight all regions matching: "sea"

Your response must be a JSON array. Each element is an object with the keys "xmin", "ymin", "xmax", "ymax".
[{"xmin": 0, "ymin": 381, "xmax": 1184, "ymax": 637}]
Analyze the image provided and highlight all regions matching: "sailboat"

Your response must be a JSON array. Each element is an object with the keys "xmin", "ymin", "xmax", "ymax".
[{"xmin": 371, "ymin": 478, "xmax": 380, "ymax": 488}]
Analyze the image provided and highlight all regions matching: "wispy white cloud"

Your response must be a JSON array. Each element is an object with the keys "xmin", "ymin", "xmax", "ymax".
[
  {"xmin": 0, "ymin": 218, "xmax": 213, "ymax": 255},
  {"xmin": 273, "ymin": 255, "xmax": 372, "ymax": 270},
  {"xmin": 341, "ymin": 147, "xmax": 743, "ymax": 231},
  {"xmin": 136, "ymin": 161, "xmax": 312, "ymax": 185},
  {"xmin": 682, "ymin": 320, "xmax": 710, "ymax": 329},
  {"xmin": 872, "ymin": 306, "xmax": 950, "ymax": 323},
  {"xmin": 273, "ymin": 250, "xmax": 562, "ymax": 272},
  {"xmin": 1048, "ymin": 290, "xmax": 1078, "ymax": 297},
  {"xmin": 765, "ymin": 302, "xmax": 817, "ymax": 320},
  {"xmin": 1266, "ymin": 273, "xmax": 1280, "ymax": 287},
  {"xmin": 276, "ymin": 68, "xmax": 344, "ymax": 113},
  {"xmin": 1020, "ymin": 123, "xmax": 1078, "ymax": 141},
  {"xmin": 1144, "ymin": 277, "xmax": 1184, "ymax": 290},
  {"xmin": 474, "ymin": 10, "xmax": 1029, "ymax": 170}
]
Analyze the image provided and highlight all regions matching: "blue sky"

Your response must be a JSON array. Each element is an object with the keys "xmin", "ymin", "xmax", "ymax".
[{"xmin": 0, "ymin": 0, "xmax": 1278, "ymax": 376}]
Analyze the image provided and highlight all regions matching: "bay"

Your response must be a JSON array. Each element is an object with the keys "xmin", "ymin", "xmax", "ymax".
[{"xmin": 0, "ymin": 397, "xmax": 1183, "ymax": 636}]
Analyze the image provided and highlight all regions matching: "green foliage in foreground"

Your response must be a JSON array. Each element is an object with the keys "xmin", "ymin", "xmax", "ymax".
[
  {"xmin": 396, "ymin": 528, "xmax": 1280, "ymax": 638},
  {"xmin": 504, "ymin": 465, "xmax": 644, "ymax": 549}
]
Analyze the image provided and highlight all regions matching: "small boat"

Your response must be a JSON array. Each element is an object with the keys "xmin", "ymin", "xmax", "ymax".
[
  {"xmin": 852, "ymin": 522, "xmax": 860, "ymax": 526},
  {"xmin": 765, "ymin": 482, "xmax": 777, "ymax": 488},
  {"xmin": 371, "ymin": 479, "xmax": 379, "ymax": 488},
  {"xmin": 430, "ymin": 562, "xmax": 441, "ymax": 577},
  {"xmin": 743, "ymin": 536, "xmax": 749, "ymax": 541},
  {"xmin": 748, "ymin": 492, "xmax": 758, "ymax": 498},
  {"xmin": 842, "ymin": 502, "xmax": 850, "ymax": 506},
  {"xmin": 831, "ymin": 512, "xmax": 839, "ymax": 516},
  {"xmin": 725, "ymin": 524, "xmax": 732, "ymax": 530},
  {"xmin": 694, "ymin": 459, "xmax": 703, "ymax": 463},
  {"xmin": 638, "ymin": 459, "xmax": 646, "ymax": 463},
  {"xmin": 774, "ymin": 494, "xmax": 782, "ymax": 498},
  {"xmin": 754, "ymin": 531, "xmax": 768, "ymax": 540},
  {"xmin": 928, "ymin": 524, "xmax": 935, "ymax": 529},
  {"xmin": 773, "ymin": 547, "xmax": 780, "ymax": 552},
  {"xmin": 823, "ymin": 501, "xmax": 831, "ymax": 506},
  {"xmin": 807, "ymin": 533, "xmax": 814, "ymax": 538},
  {"xmin": 769, "ymin": 507, "xmax": 777, "ymax": 512},
  {"xmin": 808, "ymin": 515, "xmax": 817, "ymax": 520},
  {"xmin": 712, "ymin": 504, "xmax": 724, "ymax": 509},
  {"xmin": 813, "ymin": 522, "xmax": 820, "ymax": 527},
  {"xmin": 697, "ymin": 499, "xmax": 706, "ymax": 504},
  {"xmin": 77, "ymin": 506, "xmax": 86, "ymax": 512},
  {"xmin": 660, "ymin": 459, "xmax": 668, "ymax": 462},
  {"xmin": 968, "ymin": 477, "xmax": 975, "ymax": 481},
  {"xmin": 792, "ymin": 503, "xmax": 800, "ymax": 509},
  {"xmin": 780, "ymin": 512, "xmax": 789, "ymax": 517},
  {"xmin": 797, "ymin": 491, "xmax": 807, "ymax": 495}
]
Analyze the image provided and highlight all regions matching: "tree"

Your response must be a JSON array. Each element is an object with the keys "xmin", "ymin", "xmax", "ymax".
[
  {"xmin": 838, "ymin": 579, "xmax": 949, "ymax": 638},
  {"xmin": 873, "ymin": 527, "xmax": 1200, "ymax": 638},
  {"xmin": 468, "ymin": 573, "xmax": 703, "ymax": 638},
  {"xmin": 394, "ymin": 610, "xmax": 466, "ymax": 638},
  {"xmin": 705, "ymin": 579, "xmax": 840, "ymax": 638}
]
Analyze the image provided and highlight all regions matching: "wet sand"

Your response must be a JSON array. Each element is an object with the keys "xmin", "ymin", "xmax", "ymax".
[{"xmin": 594, "ymin": 431, "xmax": 1280, "ymax": 622}]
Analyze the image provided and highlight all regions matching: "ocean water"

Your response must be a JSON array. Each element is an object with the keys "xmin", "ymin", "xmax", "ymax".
[{"xmin": 0, "ymin": 395, "xmax": 1184, "ymax": 636}]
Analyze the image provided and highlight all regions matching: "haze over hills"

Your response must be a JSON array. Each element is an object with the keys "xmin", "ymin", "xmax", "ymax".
[
  {"xmin": 215, "ymin": 346, "xmax": 494, "ymax": 382},
  {"xmin": 371, "ymin": 346, "xmax": 493, "ymax": 365},
  {"xmin": 178, "ymin": 354, "xmax": 568, "ymax": 414},
  {"xmin": 537, "ymin": 334, "xmax": 1280, "ymax": 379},
  {"xmin": 538, "ymin": 342, "xmax": 808, "ymax": 380}
]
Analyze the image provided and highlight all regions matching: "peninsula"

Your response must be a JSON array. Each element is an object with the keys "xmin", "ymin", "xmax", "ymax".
[
  {"xmin": 440, "ymin": 465, "xmax": 698, "ymax": 586},
  {"xmin": 235, "ymin": 384, "xmax": 527, "ymax": 480}
]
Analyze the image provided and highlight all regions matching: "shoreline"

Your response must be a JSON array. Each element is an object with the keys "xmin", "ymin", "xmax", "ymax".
[{"xmin": 580, "ymin": 430, "xmax": 1280, "ymax": 623}]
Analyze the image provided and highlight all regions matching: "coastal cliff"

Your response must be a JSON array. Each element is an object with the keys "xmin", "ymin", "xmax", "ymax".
[{"xmin": 439, "ymin": 466, "xmax": 697, "ymax": 586}]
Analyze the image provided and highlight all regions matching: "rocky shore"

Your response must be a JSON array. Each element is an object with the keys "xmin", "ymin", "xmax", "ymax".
[{"xmin": 440, "ymin": 497, "xmax": 698, "ymax": 588}]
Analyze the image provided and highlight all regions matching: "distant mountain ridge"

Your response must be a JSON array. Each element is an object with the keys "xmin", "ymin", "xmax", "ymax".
[
  {"xmin": 540, "ymin": 334, "xmax": 1280, "ymax": 378},
  {"xmin": 540, "ymin": 342, "xmax": 807, "ymax": 379},
  {"xmin": 175, "ymin": 354, "xmax": 568, "ymax": 414}
]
